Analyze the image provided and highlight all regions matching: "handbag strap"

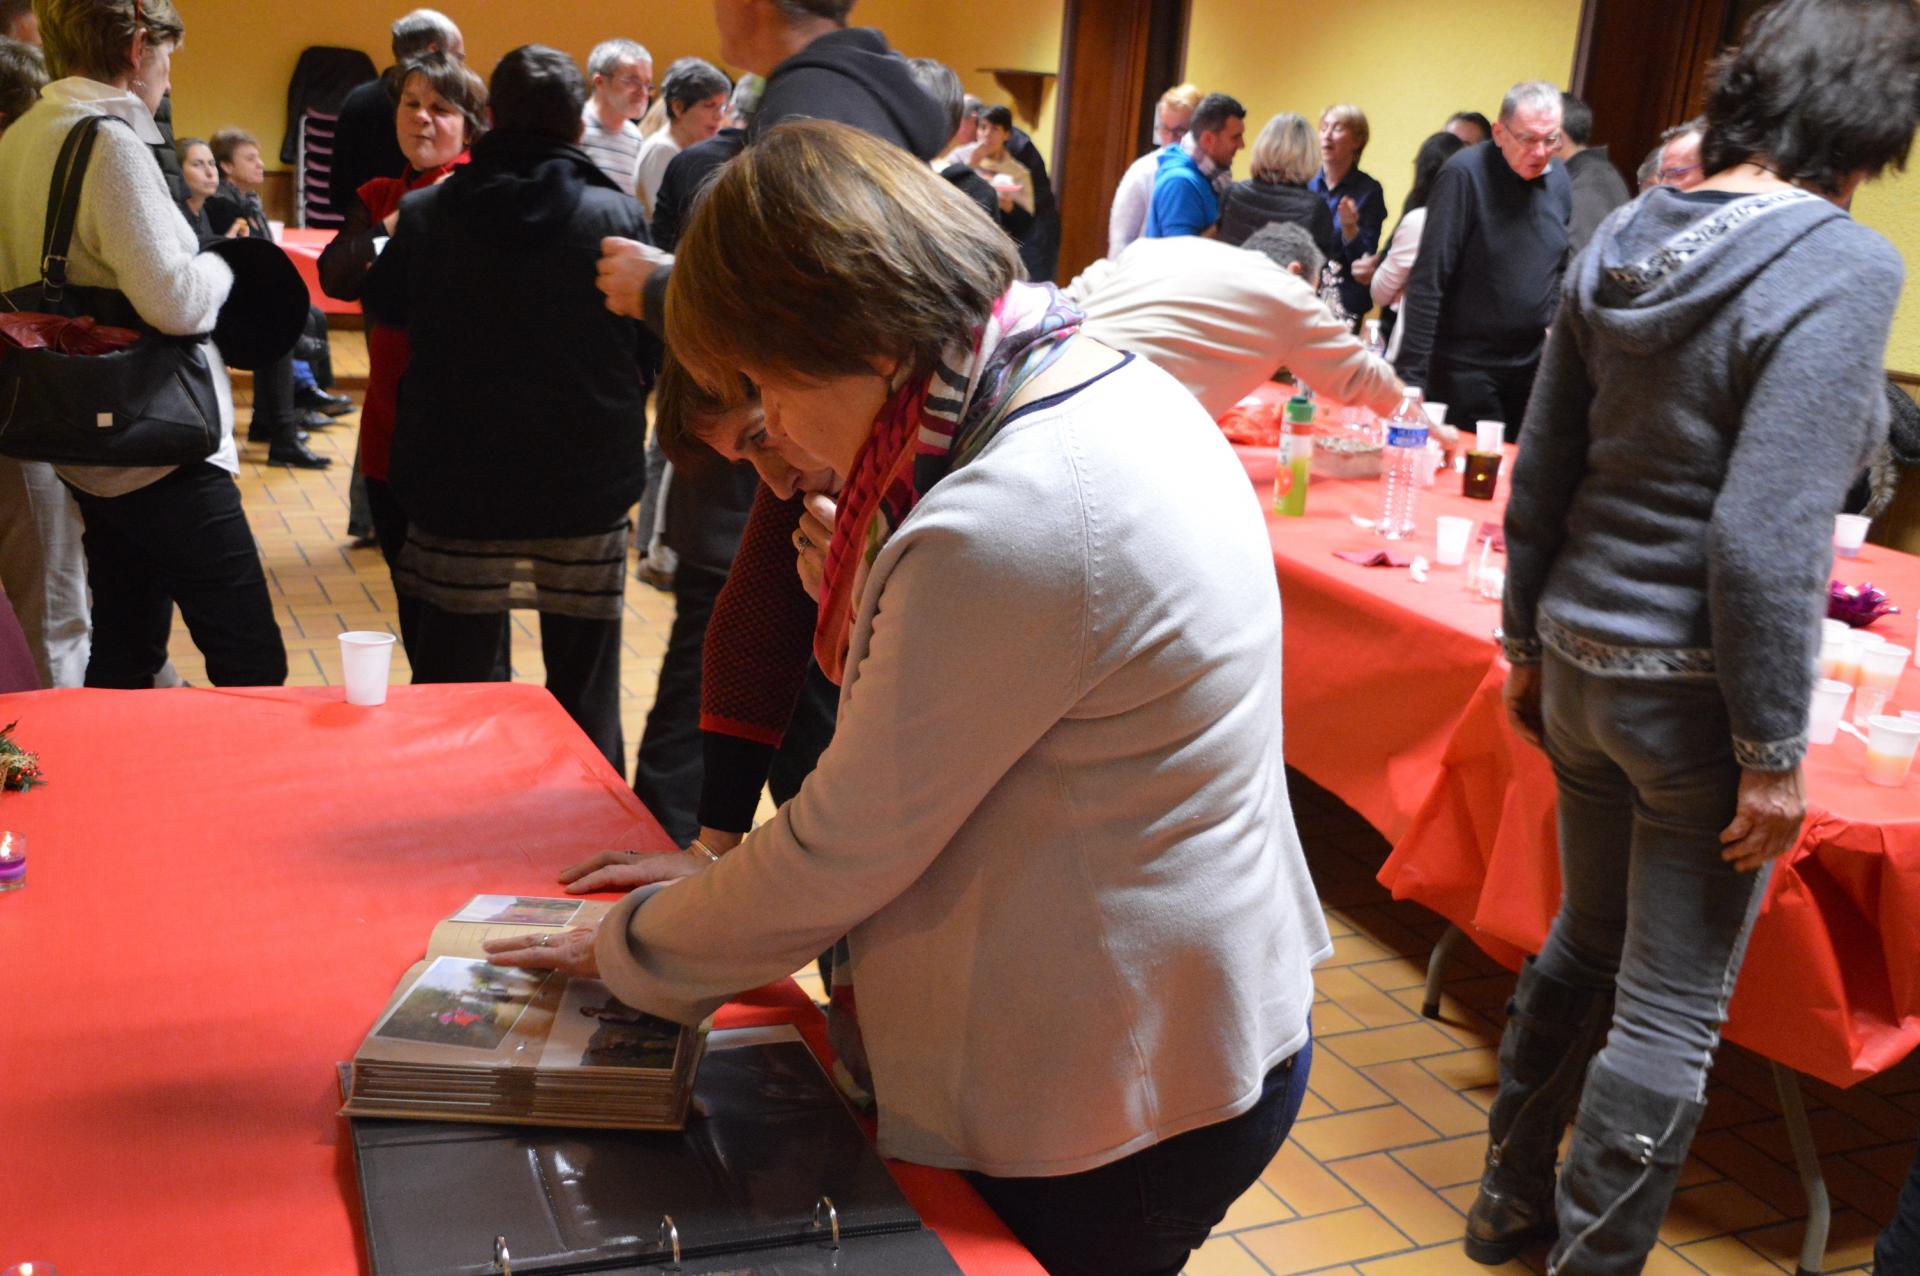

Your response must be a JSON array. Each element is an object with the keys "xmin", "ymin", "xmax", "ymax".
[{"xmin": 39, "ymin": 114, "xmax": 116, "ymax": 303}]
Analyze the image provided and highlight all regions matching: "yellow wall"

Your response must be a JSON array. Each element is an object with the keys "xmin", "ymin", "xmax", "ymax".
[
  {"xmin": 167, "ymin": 1, "xmax": 1060, "ymax": 169},
  {"xmin": 1853, "ymin": 167, "xmax": 1920, "ymax": 374},
  {"xmin": 1184, "ymin": 0, "xmax": 1583, "ymax": 237}
]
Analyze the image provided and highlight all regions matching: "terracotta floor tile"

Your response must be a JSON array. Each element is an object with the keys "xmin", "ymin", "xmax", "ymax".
[
  {"xmin": 1657, "ymin": 1179, "xmax": 1787, "ymax": 1246},
  {"xmin": 1349, "ymin": 955, "xmax": 1431, "ymax": 992},
  {"xmin": 1321, "ymin": 1021, "xmax": 1460, "ymax": 1068},
  {"xmin": 1360, "ymin": 1060, "xmax": 1488, "ymax": 1137},
  {"xmin": 1355, "ymin": 1244, "xmax": 1531, "ymax": 1275},
  {"xmin": 1291, "ymin": 1106, "xmax": 1439, "ymax": 1162},
  {"xmin": 1181, "ymin": 1236, "xmax": 1271, "ymax": 1276},
  {"xmin": 1392, "ymin": 1134, "xmax": 1489, "ymax": 1190},
  {"xmin": 1303, "ymin": 1046, "xmax": 1393, "ymax": 1113},
  {"xmin": 1673, "ymin": 1233, "xmax": 1796, "ymax": 1275},
  {"xmin": 1738, "ymin": 1207, "xmax": 1882, "ymax": 1272},
  {"xmin": 1329, "ymin": 1152, "xmax": 1465, "ymax": 1246},
  {"xmin": 1237, "ymin": 1205, "xmax": 1412, "ymax": 1273},
  {"xmin": 1315, "ymin": 967, "xmax": 1420, "ymax": 1031},
  {"xmin": 1214, "ymin": 1181, "xmax": 1296, "ymax": 1233},
  {"xmin": 1262, "ymin": 1139, "xmax": 1362, "ymax": 1216}
]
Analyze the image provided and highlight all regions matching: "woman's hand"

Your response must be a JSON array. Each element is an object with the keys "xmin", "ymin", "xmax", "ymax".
[
  {"xmin": 1338, "ymin": 195, "xmax": 1360, "ymax": 240},
  {"xmin": 557, "ymin": 849, "xmax": 704, "ymax": 894},
  {"xmin": 1719, "ymin": 765, "xmax": 1807, "ymax": 872},
  {"xmin": 996, "ymin": 187, "xmax": 1015, "ymax": 213},
  {"xmin": 793, "ymin": 493, "xmax": 836, "ymax": 602},
  {"xmin": 483, "ymin": 924, "xmax": 600, "ymax": 979},
  {"xmin": 1349, "ymin": 253, "xmax": 1378, "ymax": 285},
  {"xmin": 1504, "ymin": 662, "xmax": 1545, "ymax": 751},
  {"xmin": 596, "ymin": 237, "xmax": 673, "ymax": 320}
]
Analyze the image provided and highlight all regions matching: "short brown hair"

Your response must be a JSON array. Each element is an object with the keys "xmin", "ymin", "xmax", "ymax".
[
  {"xmin": 208, "ymin": 126, "xmax": 257, "ymax": 170},
  {"xmin": 36, "ymin": 0, "xmax": 182, "ymax": 80},
  {"xmin": 397, "ymin": 50, "xmax": 488, "ymax": 147},
  {"xmin": 653, "ymin": 351, "xmax": 752, "ymax": 467},
  {"xmin": 0, "ymin": 35, "xmax": 46, "ymax": 126},
  {"xmin": 667, "ymin": 120, "xmax": 1021, "ymax": 400}
]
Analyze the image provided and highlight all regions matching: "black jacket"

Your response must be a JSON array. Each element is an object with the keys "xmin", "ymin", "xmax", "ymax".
[
  {"xmin": 329, "ymin": 74, "xmax": 407, "ymax": 222},
  {"xmin": 281, "ymin": 45, "xmax": 378, "ymax": 163},
  {"xmin": 1006, "ymin": 126, "xmax": 1060, "ymax": 282},
  {"xmin": 650, "ymin": 128, "xmax": 746, "ymax": 253},
  {"xmin": 1216, "ymin": 178, "xmax": 1338, "ymax": 260},
  {"xmin": 362, "ymin": 132, "xmax": 656, "ymax": 540},
  {"xmin": 749, "ymin": 28, "xmax": 948, "ymax": 160},
  {"xmin": 203, "ymin": 179, "xmax": 271, "ymax": 242}
]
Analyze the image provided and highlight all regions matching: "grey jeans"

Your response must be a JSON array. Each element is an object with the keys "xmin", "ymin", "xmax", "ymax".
[{"xmin": 1533, "ymin": 651, "xmax": 1773, "ymax": 1102}]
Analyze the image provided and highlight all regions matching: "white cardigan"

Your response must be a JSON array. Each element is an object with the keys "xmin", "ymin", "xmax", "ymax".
[
  {"xmin": 0, "ymin": 78, "xmax": 235, "ymax": 497},
  {"xmin": 1370, "ymin": 207, "xmax": 1428, "ymax": 363},
  {"xmin": 596, "ymin": 355, "xmax": 1331, "ymax": 1176}
]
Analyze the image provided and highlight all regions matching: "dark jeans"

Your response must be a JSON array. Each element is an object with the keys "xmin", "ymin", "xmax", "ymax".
[
  {"xmin": 409, "ymin": 600, "xmax": 625, "ymax": 772},
  {"xmin": 1878, "ymin": 1140, "xmax": 1920, "ymax": 1274},
  {"xmin": 68, "ymin": 462, "xmax": 286, "ymax": 688},
  {"xmin": 632, "ymin": 564, "xmax": 839, "ymax": 844},
  {"xmin": 967, "ymin": 1034, "xmax": 1313, "ymax": 1276},
  {"xmin": 249, "ymin": 354, "xmax": 299, "ymax": 440},
  {"xmin": 1430, "ymin": 358, "xmax": 1539, "ymax": 443}
]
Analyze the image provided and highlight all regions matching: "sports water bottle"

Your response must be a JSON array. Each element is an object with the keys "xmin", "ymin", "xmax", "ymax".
[{"xmin": 1379, "ymin": 386, "xmax": 1428, "ymax": 540}]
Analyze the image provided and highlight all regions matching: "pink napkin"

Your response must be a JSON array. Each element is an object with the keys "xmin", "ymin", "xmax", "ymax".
[
  {"xmin": 1335, "ymin": 549, "xmax": 1412, "ymax": 568},
  {"xmin": 1478, "ymin": 523, "xmax": 1506, "ymax": 551}
]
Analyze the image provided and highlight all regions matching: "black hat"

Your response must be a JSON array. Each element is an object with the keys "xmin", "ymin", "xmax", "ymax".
[{"xmin": 199, "ymin": 237, "xmax": 309, "ymax": 371}]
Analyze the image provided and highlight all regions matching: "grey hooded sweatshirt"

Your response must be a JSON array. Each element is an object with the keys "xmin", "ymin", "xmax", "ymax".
[{"xmin": 1502, "ymin": 186, "xmax": 1903, "ymax": 770}]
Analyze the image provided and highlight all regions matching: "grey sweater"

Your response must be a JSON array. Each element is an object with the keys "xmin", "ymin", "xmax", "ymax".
[{"xmin": 1503, "ymin": 187, "xmax": 1902, "ymax": 770}]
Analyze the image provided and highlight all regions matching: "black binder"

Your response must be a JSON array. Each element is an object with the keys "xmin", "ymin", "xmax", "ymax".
[{"xmin": 347, "ymin": 1028, "xmax": 963, "ymax": 1275}]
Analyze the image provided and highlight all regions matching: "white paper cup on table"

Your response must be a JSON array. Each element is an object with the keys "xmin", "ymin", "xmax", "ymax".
[
  {"xmin": 1833, "ymin": 513, "xmax": 1871, "ymax": 557},
  {"xmin": 1854, "ymin": 643, "xmax": 1910, "ymax": 726},
  {"xmin": 1863, "ymin": 714, "xmax": 1920, "ymax": 786},
  {"xmin": 1807, "ymin": 679, "xmax": 1852, "ymax": 746},
  {"xmin": 339, "ymin": 631, "xmax": 397, "ymax": 706},
  {"xmin": 267, "ymin": 219, "xmax": 286, "ymax": 241},
  {"xmin": 1434, "ymin": 515, "xmax": 1474, "ymax": 567},
  {"xmin": 1475, "ymin": 420, "xmax": 1505, "ymax": 454}
]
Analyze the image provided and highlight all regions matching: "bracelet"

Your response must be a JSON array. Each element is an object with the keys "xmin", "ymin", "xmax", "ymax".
[{"xmin": 687, "ymin": 839, "xmax": 721, "ymax": 865}]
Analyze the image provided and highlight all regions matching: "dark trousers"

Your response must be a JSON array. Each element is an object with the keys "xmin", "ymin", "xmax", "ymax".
[
  {"xmin": 1876, "ymin": 1140, "xmax": 1920, "ymax": 1273},
  {"xmin": 632, "ymin": 565, "xmax": 839, "ymax": 844},
  {"xmin": 248, "ymin": 354, "xmax": 299, "ymax": 441},
  {"xmin": 362, "ymin": 476, "xmax": 421, "ymax": 658},
  {"xmin": 967, "ymin": 1034, "xmax": 1313, "ymax": 1276},
  {"xmin": 1430, "ymin": 358, "xmax": 1540, "ymax": 443},
  {"xmin": 410, "ymin": 601, "xmax": 625, "ymax": 772},
  {"xmin": 68, "ymin": 462, "xmax": 287, "ymax": 688}
]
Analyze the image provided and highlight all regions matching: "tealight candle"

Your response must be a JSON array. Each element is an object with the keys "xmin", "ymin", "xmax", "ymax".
[
  {"xmin": 2, "ymin": 1260, "xmax": 57, "ymax": 1275},
  {"xmin": 0, "ymin": 831, "xmax": 25, "ymax": 892}
]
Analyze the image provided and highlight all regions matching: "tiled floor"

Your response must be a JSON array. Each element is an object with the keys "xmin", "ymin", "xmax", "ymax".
[{"xmin": 171, "ymin": 335, "xmax": 1916, "ymax": 1275}]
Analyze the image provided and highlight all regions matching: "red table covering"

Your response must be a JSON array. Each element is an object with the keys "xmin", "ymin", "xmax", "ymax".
[
  {"xmin": 280, "ymin": 227, "xmax": 359, "ymax": 317},
  {"xmin": 0, "ymin": 683, "xmax": 1039, "ymax": 1274},
  {"xmin": 1230, "ymin": 382, "xmax": 1920, "ymax": 1087}
]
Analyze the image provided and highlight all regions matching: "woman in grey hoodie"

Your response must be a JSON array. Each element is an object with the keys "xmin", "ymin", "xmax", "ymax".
[{"xmin": 1472, "ymin": 2, "xmax": 1920, "ymax": 1271}]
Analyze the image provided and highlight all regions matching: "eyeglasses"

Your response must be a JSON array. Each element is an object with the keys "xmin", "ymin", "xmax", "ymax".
[
  {"xmin": 1508, "ymin": 130, "xmax": 1562, "ymax": 149},
  {"xmin": 1658, "ymin": 162, "xmax": 1702, "ymax": 182},
  {"xmin": 612, "ymin": 74, "xmax": 653, "ymax": 94}
]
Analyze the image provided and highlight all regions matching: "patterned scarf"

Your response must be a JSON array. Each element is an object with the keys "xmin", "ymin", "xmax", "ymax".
[{"xmin": 813, "ymin": 282, "xmax": 1083, "ymax": 683}]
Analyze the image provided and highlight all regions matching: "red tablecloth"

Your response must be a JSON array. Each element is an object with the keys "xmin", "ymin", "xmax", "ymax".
[
  {"xmin": 1230, "ymin": 383, "xmax": 1920, "ymax": 1087},
  {"xmin": 281, "ymin": 227, "xmax": 359, "ymax": 316},
  {"xmin": 0, "ymin": 684, "xmax": 1039, "ymax": 1274}
]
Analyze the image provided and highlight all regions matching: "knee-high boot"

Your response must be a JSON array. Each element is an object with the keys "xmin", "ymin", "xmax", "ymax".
[
  {"xmin": 1545, "ymin": 1059, "xmax": 1707, "ymax": 1275},
  {"xmin": 1465, "ymin": 958, "xmax": 1613, "ymax": 1265}
]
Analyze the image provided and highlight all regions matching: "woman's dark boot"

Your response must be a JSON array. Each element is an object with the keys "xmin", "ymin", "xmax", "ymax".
[
  {"xmin": 1545, "ymin": 1059, "xmax": 1707, "ymax": 1275},
  {"xmin": 1464, "ymin": 958, "xmax": 1613, "ymax": 1265}
]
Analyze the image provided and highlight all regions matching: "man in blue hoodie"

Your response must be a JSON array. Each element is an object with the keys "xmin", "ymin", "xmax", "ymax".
[{"xmin": 1143, "ymin": 92, "xmax": 1245, "ymax": 239}]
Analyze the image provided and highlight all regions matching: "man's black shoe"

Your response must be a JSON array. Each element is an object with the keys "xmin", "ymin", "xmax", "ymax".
[
  {"xmin": 267, "ymin": 437, "xmax": 333, "ymax": 469},
  {"xmin": 296, "ymin": 384, "xmax": 355, "ymax": 416}
]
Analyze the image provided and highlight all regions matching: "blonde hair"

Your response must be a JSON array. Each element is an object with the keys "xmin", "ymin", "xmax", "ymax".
[
  {"xmin": 35, "ymin": 0, "xmax": 182, "ymax": 81},
  {"xmin": 1320, "ymin": 102, "xmax": 1370, "ymax": 154},
  {"xmin": 667, "ymin": 120, "xmax": 1020, "ymax": 399},
  {"xmin": 1250, "ymin": 111, "xmax": 1317, "ymax": 185},
  {"xmin": 1157, "ymin": 81, "xmax": 1203, "ymax": 116}
]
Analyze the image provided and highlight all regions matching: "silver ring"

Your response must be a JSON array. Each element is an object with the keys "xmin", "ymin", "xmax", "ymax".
[{"xmin": 536, "ymin": 933, "xmax": 553, "ymax": 948}]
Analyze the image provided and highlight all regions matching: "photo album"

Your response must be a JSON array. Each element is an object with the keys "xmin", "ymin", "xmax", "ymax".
[{"xmin": 339, "ymin": 895, "xmax": 707, "ymax": 1131}]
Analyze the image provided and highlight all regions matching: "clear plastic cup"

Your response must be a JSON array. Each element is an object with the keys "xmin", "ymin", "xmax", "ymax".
[
  {"xmin": 1807, "ymin": 679, "xmax": 1852, "ymax": 746},
  {"xmin": 1863, "ymin": 714, "xmax": 1920, "ymax": 786},
  {"xmin": 1434, "ymin": 515, "xmax": 1474, "ymax": 567},
  {"xmin": 339, "ymin": 631, "xmax": 398, "ymax": 706},
  {"xmin": 1833, "ymin": 513, "xmax": 1871, "ymax": 557}
]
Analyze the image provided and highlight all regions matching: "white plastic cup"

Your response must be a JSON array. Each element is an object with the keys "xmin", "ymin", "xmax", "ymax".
[
  {"xmin": 1833, "ymin": 513, "xmax": 1871, "ymax": 557},
  {"xmin": 1475, "ymin": 420, "xmax": 1505, "ymax": 454},
  {"xmin": 1434, "ymin": 515, "xmax": 1474, "ymax": 567},
  {"xmin": 1821, "ymin": 631, "xmax": 1864, "ymax": 685},
  {"xmin": 1807, "ymin": 679, "xmax": 1852, "ymax": 746},
  {"xmin": 1423, "ymin": 402, "xmax": 1450, "ymax": 430},
  {"xmin": 339, "ymin": 631, "xmax": 397, "ymax": 706},
  {"xmin": 267, "ymin": 218, "xmax": 286, "ymax": 241},
  {"xmin": 1854, "ymin": 643, "xmax": 1910, "ymax": 725},
  {"xmin": 1821, "ymin": 618, "xmax": 1849, "ymax": 641},
  {"xmin": 1863, "ymin": 714, "xmax": 1920, "ymax": 786}
]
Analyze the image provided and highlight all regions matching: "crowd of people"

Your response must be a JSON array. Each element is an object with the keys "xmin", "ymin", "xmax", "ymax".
[{"xmin": 2, "ymin": 0, "xmax": 1919, "ymax": 1273}]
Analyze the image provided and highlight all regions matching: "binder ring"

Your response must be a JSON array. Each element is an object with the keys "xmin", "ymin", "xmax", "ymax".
[
  {"xmin": 813, "ymin": 1195, "xmax": 841, "ymax": 1249},
  {"xmin": 492, "ymin": 1235, "xmax": 512, "ymax": 1275},
  {"xmin": 659, "ymin": 1214, "xmax": 682, "ymax": 1269}
]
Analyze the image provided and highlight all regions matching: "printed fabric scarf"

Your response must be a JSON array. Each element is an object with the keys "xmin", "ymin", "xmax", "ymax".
[{"xmin": 813, "ymin": 282, "xmax": 1084, "ymax": 683}]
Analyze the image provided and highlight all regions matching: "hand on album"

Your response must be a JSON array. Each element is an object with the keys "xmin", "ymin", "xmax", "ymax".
[
  {"xmin": 794, "ymin": 493, "xmax": 836, "ymax": 602},
  {"xmin": 556, "ymin": 848, "xmax": 705, "ymax": 894},
  {"xmin": 483, "ymin": 923, "xmax": 601, "ymax": 979},
  {"xmin": 597, "ymin": 237, "xmax": 673, "ymax": 321}
]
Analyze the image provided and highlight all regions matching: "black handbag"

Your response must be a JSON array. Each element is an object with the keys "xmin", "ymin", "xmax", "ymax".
[{"xmin": 0, "ymin": 114, "xmax": 221, "ymax": 466}]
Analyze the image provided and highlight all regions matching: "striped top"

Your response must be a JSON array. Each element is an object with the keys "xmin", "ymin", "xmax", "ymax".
[{"xmin": 578, "ymin": 108, "xmax": 644, "ymax": 196}]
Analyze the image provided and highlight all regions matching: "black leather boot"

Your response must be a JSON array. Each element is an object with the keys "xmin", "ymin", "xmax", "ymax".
[
  {"xmin": 268, "ymin": 420, "xmax": 332, "ymax": 469},
  {"xmin": 1545, "ymin": 1059, "xmax": 1706, "ymax": 1275},
  {"xmin": 1464, "ymin": 959, "xmax": 1613, "ymax": 1265}
]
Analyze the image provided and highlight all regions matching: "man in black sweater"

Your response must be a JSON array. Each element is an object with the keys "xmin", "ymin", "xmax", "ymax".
[
  {"xmin": 329, "ymin": 9, "xmax": 463, "ymax": 219},
  {"xmin": 1394, "ymin": 80, "xmax": 1572, "ymax": 442}
]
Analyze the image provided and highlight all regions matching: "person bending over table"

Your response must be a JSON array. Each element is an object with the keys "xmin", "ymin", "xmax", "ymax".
[
  {"xmin": 1481, "ymin": 1, "xmax": 1917, "ymax": 1270},
  {"xmin": 492, "ymin": 120, "xmax": 1330, "ymax": 1276}
]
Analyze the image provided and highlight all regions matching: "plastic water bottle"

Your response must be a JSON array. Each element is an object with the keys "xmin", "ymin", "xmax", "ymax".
[
  {"xmin": 1379, "ymin": 386, "xmax": 1429, "ymax": 540},
  {"xmin": 1363, "ymin": 318, "xmax": 1386, "ymax": 360}
]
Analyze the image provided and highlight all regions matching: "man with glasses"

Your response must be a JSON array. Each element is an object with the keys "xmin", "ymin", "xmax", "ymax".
[
  {"xmin": 1656, "ymin": 117, "xmax": 1706, "ymax": 190},
  {"xmin": 581, "ymin": 39, "xmax": 654, "ymax": 196},
  {"xmin": 1107, "ymin": 82, "xmax": 1204, "ymax": 257},
  {"xmin": 1393, "ymin": 80, "xmax": 1572, "ymax": 443}
]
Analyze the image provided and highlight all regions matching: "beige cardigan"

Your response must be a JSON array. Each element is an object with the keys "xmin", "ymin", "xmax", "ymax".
[{"xmin": 596, "ymin": 356, "xmax": 1331, "ymax": 1176}]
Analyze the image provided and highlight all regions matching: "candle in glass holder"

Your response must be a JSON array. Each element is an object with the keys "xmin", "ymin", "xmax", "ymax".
[
  {"xmin": 1462, "ymin": 451, "xmax": 1502, "ymax": 500},
  {"xmin": 0, "ymin": 831, "xmax": 24, "ymax": 891}
]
